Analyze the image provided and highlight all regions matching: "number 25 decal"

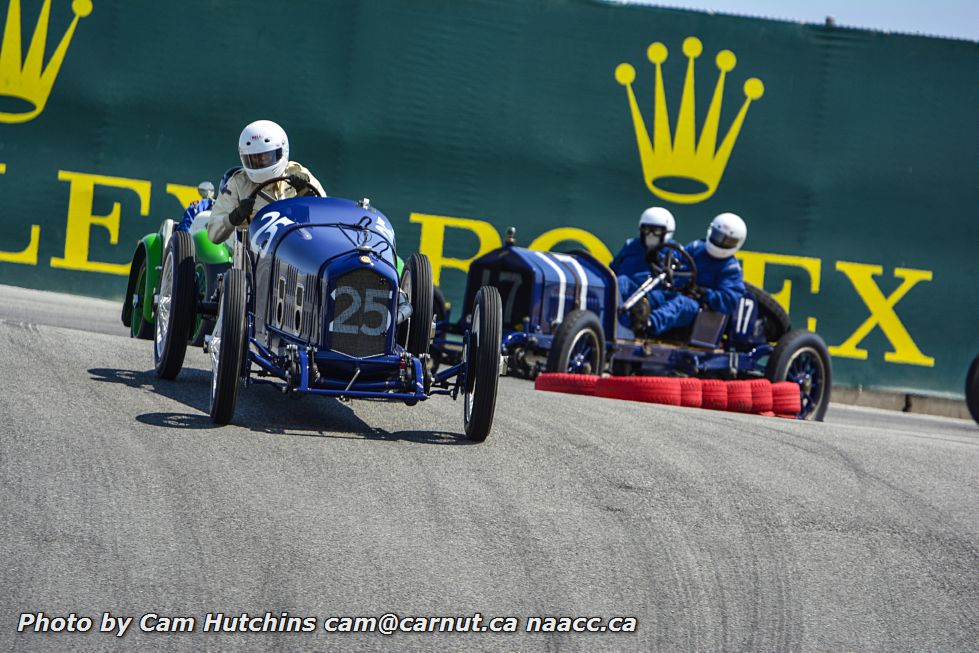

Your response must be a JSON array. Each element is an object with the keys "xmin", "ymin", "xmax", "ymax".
[{"xmin": 330, "ymin": 286, "xmax": 391, "ymax": 336}]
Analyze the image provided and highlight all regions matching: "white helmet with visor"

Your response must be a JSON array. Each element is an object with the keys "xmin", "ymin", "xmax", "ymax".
[
  {"xmin": 705, "ymin": 212, "xmax": 747, "ymax": 258},
  {"xmin": 238, "ymin": 120, "xmax": 289, "ymax": 184}
]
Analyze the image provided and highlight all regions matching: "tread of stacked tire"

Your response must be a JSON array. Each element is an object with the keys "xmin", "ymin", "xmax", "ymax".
[
  {"xmin": 701, "ymin": 379, "xmax": 728, "ymax": 411},
  {"xmin": 727, "ymin": 380, "xmax": 754, "ymax": 413},
  {"xmin": 678, "ymin": 378, "xmax": 703, "ymax": 408},
  {"xmin": 772, "ymin": 381, "xmax": 802, "ymax": 418}
]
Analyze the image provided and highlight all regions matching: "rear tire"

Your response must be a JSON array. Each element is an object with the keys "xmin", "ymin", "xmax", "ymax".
[
  {"xmin": 545, "ymin": 309, "xmax": 606, "ymax": 375},
  {"xmin": 430, "ymin": 285, "xmax": 449, "ymax": 374},
  {"xmin": 129, "ymin": 257, "xmax": 153, "ymax": 340},
  {"xmin": 966, "ymin": 355, "xmax": 979, "ymax": 425},
  {"xmin": 766, "ymin": 329, "xmax": 832, "ymax": 421},
  {"xmin": 463, "ymin": 287, "xmax": 502, "ymax": 442},
  {"xmin": 154, "ymin": 231, "xmax": 196, "ymax": 378},
  {"xmin": 399, "ymin": 253, "xmax": 434, "ymax": 357},
  {"xmin": 433, "ymin": 285, "xmax": 447, "ymax": 323},
  {"xmin": 745, "ymin": 281, "xmax": 791, "ymax": 342},
  {"xmin": 210, "ymin": 269, "xmax": 247, "ymax": 425}
]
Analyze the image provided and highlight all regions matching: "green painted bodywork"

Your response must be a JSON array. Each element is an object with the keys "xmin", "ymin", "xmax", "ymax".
[
  {"xmin": 138, "ymin": 233, "xmax": 162, "ymax": 325},
  {"xmin": 192, "ymin": 229, "xmax": 233, "ymax": 265}
]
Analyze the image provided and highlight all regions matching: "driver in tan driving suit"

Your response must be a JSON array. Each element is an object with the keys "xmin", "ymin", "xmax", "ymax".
[{"xmin": 207, "ymin": 119, "xmax": 326, "ymax": 243}]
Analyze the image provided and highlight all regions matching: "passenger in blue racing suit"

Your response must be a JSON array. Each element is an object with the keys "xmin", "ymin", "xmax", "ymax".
[
  {"xmin": 174, "ymin": 181, "xmax": 216, "ymax": 233},
  {"xmin": 613, "ymin": 211, "xmax": 748, "ymax": 336}
]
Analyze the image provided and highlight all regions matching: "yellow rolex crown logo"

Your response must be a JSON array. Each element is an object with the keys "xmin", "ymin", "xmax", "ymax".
[
  {"xmin": 0, "ymin": 0, "xmax": 92, "ymax": 124},
  {"xmin": 615, "ymin": 37, "xmax": 764, "ymax": 204}
]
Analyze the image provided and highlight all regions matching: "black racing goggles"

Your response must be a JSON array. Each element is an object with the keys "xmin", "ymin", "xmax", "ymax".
[
  {"xmin": 241, "ymin": 148, "xmax": 283, "ymax": 170},
  {"xmin": 640, "ymin": 225, "xmax": 668, "ymax": 238},
  {"xmin": 708, "ymin": 227, "xmax": 741, "ymax": 249}
]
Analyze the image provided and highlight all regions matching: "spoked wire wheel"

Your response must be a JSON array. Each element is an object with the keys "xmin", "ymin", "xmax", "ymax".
[
  {"xmin": 545, "ymin": 309, "xmax": 605, "ymax": 375},
  {"xmin": 154, "ymin": 231, "xmax": 195, "ymax": 379},
  {"xmin": 209, "ymin": 269, "xmax": 247, "ymax": 424},
  {"xmin": 766, "ymin": 329, "xmax": 832, "ymax": 421}
]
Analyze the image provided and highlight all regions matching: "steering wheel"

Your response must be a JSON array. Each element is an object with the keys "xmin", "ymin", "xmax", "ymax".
[
  {"xmin": 246, "ymin": 174, "xmax": 322, "ymax": 201},
  {"xmin": 645, "ymin": 242, "xmax": 698, "ymax": 293}
]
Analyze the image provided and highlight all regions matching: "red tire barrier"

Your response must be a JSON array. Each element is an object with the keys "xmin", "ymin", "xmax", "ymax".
[
  {"xmin": 772, "ymin": 381, "xmax": 802, "ymax": 416},
  {"xmin": 701, "ymin": 379, "xmax": 728, "ymax": 411},
  {"xmin": 678, "ymin": 377, "xmax": 703, "ymax": 408},
  {"xmin": 534, "ymin": 372, "xmax": 599, "ymax": 396},
  {"xmin": 748, "ymin": 378, "xmax": 774, "ymax": 414},
  {"xmin": 595, "ymin": 376, "xmax": 682, "ymax": 406},
  {"xmin": 594, "ymin": 376, "xmax": 625, "ymax": 399},
  {"xmin": 727, "ymin": 380, "xmax": 754, "ymax": 413},
  {"xmin": 538, "ymin": 373, "xmax": 804, "ymax": 419}
]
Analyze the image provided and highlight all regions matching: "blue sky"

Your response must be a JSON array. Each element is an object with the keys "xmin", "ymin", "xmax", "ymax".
[{"xmin": 619, "ymin": 0, "xmax": 979, "ymax": 41}]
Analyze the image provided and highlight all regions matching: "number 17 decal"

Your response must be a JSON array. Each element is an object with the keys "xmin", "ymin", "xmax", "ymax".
[{"xmin": 735, "ymin": 296, "xmax": 755, "ymax": 335}]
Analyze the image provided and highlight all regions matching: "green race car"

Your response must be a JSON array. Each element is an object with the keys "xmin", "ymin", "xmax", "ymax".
[{"xmin": 120, "ymin": 209, "xmax": 233, "ymax": 375}]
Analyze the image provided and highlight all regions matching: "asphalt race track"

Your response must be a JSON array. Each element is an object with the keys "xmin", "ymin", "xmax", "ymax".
[{"xmin": 2, "ymin": 284, "xmax": 977, "ymax": 652}]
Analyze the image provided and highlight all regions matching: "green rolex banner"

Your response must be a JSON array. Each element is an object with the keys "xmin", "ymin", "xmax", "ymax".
[{"xmin": 0, "ymin": 0, "xmax": 976, "ymax": 396}]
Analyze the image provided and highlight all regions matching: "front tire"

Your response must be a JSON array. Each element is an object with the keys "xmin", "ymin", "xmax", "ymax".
[
  {"xmin": 399, "ymin": 253, "xmax": 434, "ymax": 357},
  {"xmin": 545, "ymin": 309, "xmax": 606, "ymax": 375},
  {"xmin": 966, "ymin": 355, "xmax": 979, "ymax": 425},
  {"xmin": 463, "ymin": 287, "xmax": 502, "ymax": 442},
  {"xmin": 765, "ymin": 329, "xmax": 832, "ymax": 421},
  {"xmin": 154, "ymin": 231, "xmax": 196, "ymax": 378},
  {"xmin": 210, "ymin": 269, "xmax": 247, "ymax": 424}
]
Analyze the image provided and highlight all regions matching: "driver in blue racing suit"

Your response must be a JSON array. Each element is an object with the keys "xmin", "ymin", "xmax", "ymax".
[
  {"xmin": 207, "ymin": 119, "xmax": 325, "ymax": 244},
  {"xmin": 613, "ymin": 211, "xmax": 748, "ymax": 335},
  {"xmin": 174, "ymin": 181, "xmax": 215, "ymax": 233},
  {"xmin": 611, "ymin": 206, "xmax": 676, "ymax": 306}
]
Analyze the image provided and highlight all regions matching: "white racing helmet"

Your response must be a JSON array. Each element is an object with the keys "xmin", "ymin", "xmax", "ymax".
[
  {"xmin": 638, "ymin": 206, "xmax": 675, "ymax": 249},
  {"xmin": 238, "ymin": 120, "xmax": 290, "ymax": 183},
  {"xmin": 705, "ymin": 212, "xmax": 747, "ymax": 258}
]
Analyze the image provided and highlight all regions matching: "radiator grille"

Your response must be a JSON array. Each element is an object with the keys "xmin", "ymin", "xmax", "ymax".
[
  {"xmin": 328, "ymin": 269, "xmax": 391, "ymax": 358},
  {"xmin": 271, "ymin": 263, "xmax": 319, "ymax": 341}
]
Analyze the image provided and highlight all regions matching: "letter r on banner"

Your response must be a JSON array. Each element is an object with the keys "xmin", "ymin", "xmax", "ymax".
[{"xmin": 410, "ymin": 213, "xmax": 502, "ymax": 285}]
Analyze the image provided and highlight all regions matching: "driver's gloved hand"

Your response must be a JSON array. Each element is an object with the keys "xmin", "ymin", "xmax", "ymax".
[
  {"xmin": 629, "ymin": 296, "xmax": 651, "ymax": 337},
  {"xmin": 688, "ymin": 285, "xmax": 709, "ymax": 303},
  {"xmin": 286, "ymin": 172, "xmax": 310, "ymax": 193},
  {"xmin": 229, "ymin": 197, "xmax": 255, "ymax": 226}
]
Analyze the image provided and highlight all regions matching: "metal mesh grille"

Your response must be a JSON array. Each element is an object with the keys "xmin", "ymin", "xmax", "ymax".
[{"xmin": 328, "ymin": 268, "xmax": 391, "ymax": 358}]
